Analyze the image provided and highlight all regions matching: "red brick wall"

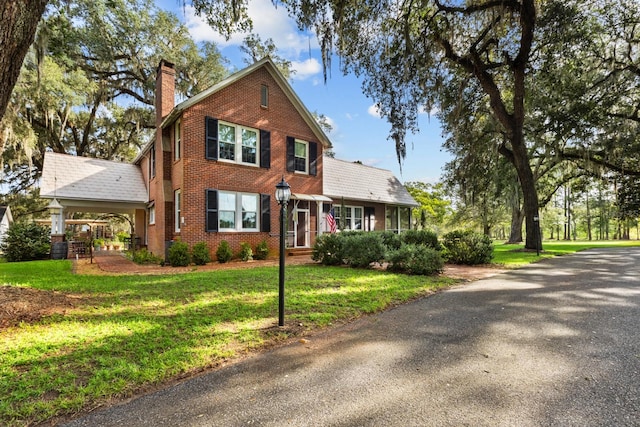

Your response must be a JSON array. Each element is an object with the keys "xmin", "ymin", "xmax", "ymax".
[{"xmin": 170, "ymin": 66, "xmax": 324, "ymax": 257}]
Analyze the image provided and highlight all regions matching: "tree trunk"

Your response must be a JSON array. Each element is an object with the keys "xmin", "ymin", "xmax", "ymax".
[
  {"xmin": 0, "ymin": 0, "xmax": 49, "ymax": 121},
  {"xmin": 507, "ymin": 205, "xmax": 524, "ymax": 244}
]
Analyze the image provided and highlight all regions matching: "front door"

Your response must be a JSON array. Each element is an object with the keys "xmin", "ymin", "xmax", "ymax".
[{"xmin": 295, "ymin": 209, "xmax": 309, "ymax": 247}]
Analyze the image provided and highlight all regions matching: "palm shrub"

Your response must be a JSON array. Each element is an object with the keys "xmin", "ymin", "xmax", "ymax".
[
  {"xmin": 342, "ymin": 232, "xmax": 386, "ymax": 268},
  {"xmin": 312, "ymin": 233, "xmax": 344, "ymax": 265},
  {"xmin": 168, "ymin": 240, "xmax": 190, "ymax": 266},
  {"xmin": 239, "ymin": 242, "xmax": 253, "ymax": 261},
  {"xmin": 216, "ymin": 240, "xmax": 233, "ymax": 263},
  {"xmin": 191, "ymin": 242, "xmax": 211, "ymax": 265},
  {"xmin": 254, "ymin": 240, "xmax": 269, "ymax": 260},
  {"xmin": 1, "ymin": 222, "xmax": 51, "ymax": 262},
  {"xmin": 441, "ymin": 230, "xmax": 493, "ymax": 265},
  {"xmin": 387, "ymin": 244, "xmax": 444, "ymax": 275}
]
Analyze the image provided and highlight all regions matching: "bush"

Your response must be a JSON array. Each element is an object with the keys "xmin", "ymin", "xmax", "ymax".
[
  {"xmin": 216, "ymin": 240, "xmax": 233, "ymax": 263},
  {"xmin": 191, "ymin": 242, "xmax": 211, "ymax": 265},
  {"xmin": 1, "ymin": 222, "xmax": 51, "ymax": 262},
  {"xmin": 342, "ymin": 232, "xmax": 386, "ymax": 268},
  {"xmin": 387, "ymin": 244, "xmax": 444, "ymax": 275},
  {"xmin": 378, "ymin": 231, "xmax": 402, "ymax": 251},
  {"xmin": 255, "ymin": 240, "xmax": 269, "ymax": 260},
  {"xmin": 239, "ymin": 242, "xmax": 253, "ymax": 261},
  {"xmin": 441, "ymin": 230, "xmax": 494, "ymax": 265},
  {"xmin": 312, "ymin": 233, "xmax": 345, "ymax": 265},
  {"xmin": 127, "ymin": 248, "xmax": 163, "ymax": 265},
  {"xmin": 401, "ymin": 229, "xmax": 440, "ymax": 249},
  {"xmin": 168, "ymin": 240, "xmax": 190, "ymax": 267}
]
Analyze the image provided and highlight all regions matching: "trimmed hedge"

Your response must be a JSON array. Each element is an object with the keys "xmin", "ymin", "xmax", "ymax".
[
  {"xmin": 192, "ymin": 242, "xmax": 211, "ymax": 265},
  {"xmin": 342, "ymin": 232, "xmax": 386, "ymax": 268},
  {"xmin": 387, "ymin": 244, "xmax": 444, "ymax": 275},
  {"xmin": 255, "ymin": 240, "xmax": 269, "ymax": 260},
  {"xmin": 168, "ymin": 241, "xmax": 190, "ymax": 267},
  {"xmin": 216, "ymin": 240, "xmax": 233, "ymax": 263},
  {"xmin": 441, "ymin": 230, "xmax": 493, "ymax": 265},
  {"xmin": 312, "ymin": 233, "xmax": 344, "ymax": 265},
  {"xmin": 401, "ymin": 229, "xmax": 440, "ymax": 249}
]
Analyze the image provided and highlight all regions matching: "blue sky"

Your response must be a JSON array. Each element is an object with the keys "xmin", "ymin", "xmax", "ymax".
[{"xmin": 157, "ymin": 0, "xmax": 451, "ymax": 184}]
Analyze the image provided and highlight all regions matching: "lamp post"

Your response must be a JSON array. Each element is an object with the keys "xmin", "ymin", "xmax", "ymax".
[
  {"xmin": 533, "ymin": 214, "xmax": 540, "ymax": 256},
  {"xmin": 275, "ymin": 176, "xmax": 291, "ymax": 327}
]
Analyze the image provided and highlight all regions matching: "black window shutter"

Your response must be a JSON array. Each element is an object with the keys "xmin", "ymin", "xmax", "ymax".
[
  {"xmin": 206, "ymin": 189, "xmax": 218, "ymax": 232},
  {"xmin": 260, "ymin": 194, "xmax": 271, "ymax": 232},
  {"xmin": 286, "ymin": 136, "xmax": 295, "ymax": 172},
  {"xmin": 309, "ymin": 141, "xmax": 318, "ymax": 176},
  {"xmin": 205, "ymin": 117, "xmax": 218, "ymax": 160},
  {"xmin": 260, "ymin": 130, "xmax": 270, "ymax": 169}
]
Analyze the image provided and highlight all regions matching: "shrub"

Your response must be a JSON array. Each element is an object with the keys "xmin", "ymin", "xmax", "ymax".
[
  {"xmin": 128, "ymin": 248, "xmax": 163, "ymax": 265},
  {"xmin": 401, "ymin": 229, "xmax": 440, "ymax": 249},
  {"xmin": 216, "ymin": 240, "xmax": 233, "ymax": 263},
  {"xmin": 441, "ymin": 230, "xmax": 494, "ymax": 265},
  {"xmin": 378, "ymin": 230, "xmax": 402, "ymax": 251},
  {"xmin": 312, "ymin": 233, "xmax": 345, "ymax": 265},
  {"xmin": 192, "ymin": 242, "xmax": 211, "ymax": 265},
  {"xmin": 342, "ymin": 232, "xmax": 386, "ymax": 268},
  {"xmin": 1, "ymin": 222, "xmax": 51, "ymax": 262},
  {"xmin": 239, "ymin": 242, "xmax": 253, "ymax": 261},
  {"xmin": 387, "ymin": 244, "xmax": 444, "ymax": 275},
  {"xmin": 168, "ymin": 240, "xmax": 190, "ymax": 267},
  {"xmin": 255, "ymin": 240, "xmax": 269, "ymax": 260}
]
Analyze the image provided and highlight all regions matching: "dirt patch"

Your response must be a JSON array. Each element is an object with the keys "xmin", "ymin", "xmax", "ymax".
[{"xmin": 0, "ymin": 285, "xmax": 80, "ymax": 329}]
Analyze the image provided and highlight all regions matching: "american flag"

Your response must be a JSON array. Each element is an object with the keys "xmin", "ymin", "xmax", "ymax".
[{"xmin": 327, "ymin": 208, "xmax": 337, "ymax": 233}]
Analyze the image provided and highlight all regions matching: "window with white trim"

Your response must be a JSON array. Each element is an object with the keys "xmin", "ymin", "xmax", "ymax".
[
  {"xmin": 149, "ymin": 205, "xmax": 155, "ymax": 225},
  {"xmin": 386, "ymin": 206, "xmax": 411, "ymax": 233},
  {"xmin": 218, "ymin": 191, "xmax": 259, "ymax": 231},
  {"xmin": 174, "ymin": 119, "xmax": 181, "ymax": 160},
  {"xmin": 175, "ymin": 189, "xmax": 181, "ymax": 232},
  {"xmin": 294, "ymin": 140, "xmax": 308, "ymax": 173},
  {"xmin": 334, "ymin": 205, "xmax": 364, "ymax": 231},
  {"xmin": 218, "ymin": 121, "xmax": 259, "ymax": 166}
]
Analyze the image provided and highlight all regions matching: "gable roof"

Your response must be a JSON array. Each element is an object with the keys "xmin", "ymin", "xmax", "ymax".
[
  {"xmin": 0, "ymin": 206, "xmax": 12, "ymax": 224},
  {"xmin": 135, "ymin": 58, "xmax": 331, "ymax": 164},
  {"xmin": 323, "ymin": 157, "xmax": 419, "ymax": 207},
  {"xmin": 41, "ymin": 152, "xmax": 147, "ymax": 208}
]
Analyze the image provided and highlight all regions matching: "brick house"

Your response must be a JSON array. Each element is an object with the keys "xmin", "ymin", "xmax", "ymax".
[{"xmin": 41, "ymin": 58, "xmax": 418, "ymax": 258}]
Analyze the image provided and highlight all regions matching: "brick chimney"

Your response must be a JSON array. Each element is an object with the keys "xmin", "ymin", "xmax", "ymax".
[{"xmin": 155, "ymin": 59, "xmax": 175, "ymax": 126}]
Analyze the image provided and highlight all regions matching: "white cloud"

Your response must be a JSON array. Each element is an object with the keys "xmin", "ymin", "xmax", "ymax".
[
  {"xmin": 367, "ymin": 104, "xmax": 382, "ymax": 118},
  {"xmin": 291, "ymin": 58, "xmax": 322, "ymax": 80}
]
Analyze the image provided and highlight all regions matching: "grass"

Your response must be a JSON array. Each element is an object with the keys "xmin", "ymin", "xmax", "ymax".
[
  {"xmin": 492, "ymin": 239, "xmax": 640, "ymax": 266},
  {"xmin": 0, "ymin": 261, "xmax": 455, "ymax": 426}
]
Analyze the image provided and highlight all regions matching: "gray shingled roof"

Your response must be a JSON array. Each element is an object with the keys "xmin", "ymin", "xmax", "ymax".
[
  {"xmin": 41, "ymin": 152, "xmax": 147, "ymax": 204},
  {"xmin": 323, "ymin": 157, "xmax": 418, "ymax": 206}
]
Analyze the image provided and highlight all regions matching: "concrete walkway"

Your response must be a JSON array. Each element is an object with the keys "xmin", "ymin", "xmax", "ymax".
[{"xmin": 63, "ymin": 248, "xmax": 640, "ymax": 426}]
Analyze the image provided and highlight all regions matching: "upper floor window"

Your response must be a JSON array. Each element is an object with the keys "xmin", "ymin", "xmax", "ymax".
[
  {"xmin": 261, "ymin": 84, "xmax": 268, "ymax": 108},
  {"xmin": 150, "ymin": 146, "xmax": 156, "ymax": 178},
  {"xmin": 149, "ymin": 205, "xmax": 156, "ymax": 225},
  {"xmin": 218, "ymin": 121, "xmax": 259, "ymax": 166},
  {"xmin": 286, "ymin": 136, "xmax": 317, "ymax": 176},
  {"xmin": 174, "ymin": 120, "xmax": 181, "ymax": 160}
]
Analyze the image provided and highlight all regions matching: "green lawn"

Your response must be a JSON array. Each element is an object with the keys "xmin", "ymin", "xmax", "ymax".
[
  {"xmin": 492, "ymin": 239, "xmax": 640, "ymax": 266},
  {"xmin": 0, "ymin": 261, "xmax": 454, "ymax": 426}
]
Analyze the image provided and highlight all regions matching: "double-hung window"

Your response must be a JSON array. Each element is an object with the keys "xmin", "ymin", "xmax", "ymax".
[
  {"xmin": 334, "ymin": 205, "xmax": 364, "ymax": 230},
  {"xmin": 218, "ymin": 191, "xmax": 259, "ymax": 231},
  {"xmin": 218, "ymin": 121, "xmax": 259, "ymax": 166},
  {"xmin": 294, "ymin": 140, "xmax": 308, "ymax": 173},
  {"xmin": 174, "ymin": 120, "xmax": 181, "ymax": 160}
]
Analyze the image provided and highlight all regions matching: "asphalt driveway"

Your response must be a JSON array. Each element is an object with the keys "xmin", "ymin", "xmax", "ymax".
[{"xmin": 62, "ymin": 248, "xmax": 640, "ymax": 426}]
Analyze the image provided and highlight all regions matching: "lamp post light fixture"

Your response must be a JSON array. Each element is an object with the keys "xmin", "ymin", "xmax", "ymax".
[
  {"xmin": 275, "ymin": 176, "xmax": 291, "ymax": 327},
  {"xmin": 533, "ymin": 214, "xmax": 540, "ymax": 256},
  {"xmin": 47, "ymin": 198, "xmax": 64, "ymax": 235}
]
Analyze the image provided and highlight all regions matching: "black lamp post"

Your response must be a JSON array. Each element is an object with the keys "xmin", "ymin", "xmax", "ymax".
[{"xmin": 275, "ymin": 176, "xmax": 291, "ymax": 327}]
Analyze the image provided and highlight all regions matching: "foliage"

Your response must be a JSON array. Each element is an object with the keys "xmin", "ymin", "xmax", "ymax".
[
  {"xmin": 387, "ymin": 244, "xmax": 444, "ymax": 276},
  {"xmin": 378, "ymin": 230, "xmax": 402, "ymax": 251},
  {"xmin": 254, "ymin": 240, "xmax": 269, "ymax": 260},
  {"xmin": 127, "ymin": 248, "xmax": 163, "ymax": 265},
  {"xmin": 167, "ymin": 240, "xmax": 190, "ymax": 267},
  {"xmin": 0, "ymin": 222, "xmax": 50, "ymax": 262},
  {"xmin": 401, "ymin": 229, "xmax": 440, "ymax": 250},
  {"xmin": 115, "ymin": 231, "xmax": 129, "ymax": 242},
  {"xmin": 240, "ymin": 34, "xmax": 293, "ymax": 79},
  {"xmin": 215, "ymin": 240, "xmax": 233, "ymax": 263},
  {"xmin": 311, "ymin": 233, "xmax": 344, "ymax": 266},
  {"xmin": 442, "ymin": 230, "xmax": 494, "ymax": 265},
  {"xmin": 191, "ymin": 242, "xmax": 211, "ymax": 265},
  {"xmin": 239, "ymin": 242, "xmax": 253, "ymax": 261},
  {"xmin": 342, "ymin": 232, "xmax": 386, "ymax": 268},
  {"xmin": 404, "ymin": 182, "xmax": 451, "ymax": 231}
]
